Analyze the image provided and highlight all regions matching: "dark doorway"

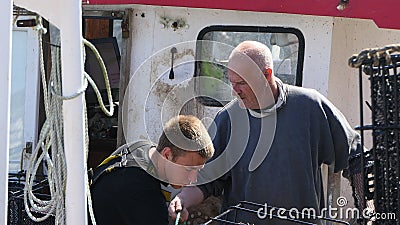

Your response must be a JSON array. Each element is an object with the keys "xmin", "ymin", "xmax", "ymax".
[{"xmin": 83, "ymin": 16, "xmax": 122, "ymax": 169}]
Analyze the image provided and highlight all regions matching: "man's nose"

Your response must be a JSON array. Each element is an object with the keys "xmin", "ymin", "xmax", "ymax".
[{"xmin": 232, "ymin": 85, "xmax": 240, "ymax": 96}]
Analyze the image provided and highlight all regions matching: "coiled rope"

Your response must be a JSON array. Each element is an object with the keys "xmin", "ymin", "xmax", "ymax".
[{"xmin": 23, "ymin": 16, "xmax": 114, "ymax": 225}]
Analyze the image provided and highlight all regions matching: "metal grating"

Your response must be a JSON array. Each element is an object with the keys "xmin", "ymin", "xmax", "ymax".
[
  {"xmin": 202, "ymin": 201, "xmax": 349, "ymax": 225},
  {"xmin": 8, "ymin": 174, "xmax": 54, "ymax": 225},
  {"xmin": 351, "ymin": 54, "xmax": 400, "ymax": 225},
  {"xmin": 13, "ymin": 5, "xmax": 37, "ymax": 17}
]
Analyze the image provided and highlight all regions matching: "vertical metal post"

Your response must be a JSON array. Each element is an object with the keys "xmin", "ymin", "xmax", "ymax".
[
  {"xmin": 0, "ymin": 0, "xmax": 13, "ymax": 224},
  {"xmin": 358, "ymin": 65, "xmax": 366, "ymax": 225},
  {"xmin": 12, "ymin": 0, "xmax": 87, "ymax": 224},
  {"xmin": 117, "ymin": 10, "xmax": 132, "ymax": 147},
  {"xmin": 326, "ymin": 166, "xmax": 341, "ymax": 225},
  {"xmin": 59, "ymin": 1, "xmax": 87, "ymax": 224}
]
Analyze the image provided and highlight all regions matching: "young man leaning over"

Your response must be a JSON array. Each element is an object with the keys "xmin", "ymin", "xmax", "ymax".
[{"xmin": 90, "ymin": 115, "xmax": 214, "ymax": 225}]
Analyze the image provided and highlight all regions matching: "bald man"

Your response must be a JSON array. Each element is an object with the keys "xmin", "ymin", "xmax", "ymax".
[{"xmin": 169, "ymin": 41, "xmax": 361, "ymax": 224}]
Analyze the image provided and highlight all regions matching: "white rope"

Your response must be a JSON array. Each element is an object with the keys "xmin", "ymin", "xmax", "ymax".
[
  {"xmin": 24, "ymin": 19, "xmax": 66, "ymax": 223},
  {"xmin": 24, "ymin": 16, "xmax": 114, "ymax": 225}
]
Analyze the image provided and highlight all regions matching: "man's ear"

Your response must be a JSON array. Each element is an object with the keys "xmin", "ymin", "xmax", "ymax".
[
  {"xmin": 264, "ymin": 68, "xmax": 273, "ymax": 81},
  {"xmin": 161, "ymin": 147, "xmax": 173, "ymax": 161}
]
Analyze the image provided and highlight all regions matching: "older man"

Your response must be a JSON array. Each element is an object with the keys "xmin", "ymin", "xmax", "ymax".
[{"xmin": 169, "ymin": 41, "xmax": 361, "ymax": 224}]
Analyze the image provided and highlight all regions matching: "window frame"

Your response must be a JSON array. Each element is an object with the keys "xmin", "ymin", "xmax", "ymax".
[
  {"xmin": 195, "ymin": 25, "xmax": 305, "ymax": 107},
  {"xmin": 9, "ymin": 21, "xmax": 40, "ymax": 172}
]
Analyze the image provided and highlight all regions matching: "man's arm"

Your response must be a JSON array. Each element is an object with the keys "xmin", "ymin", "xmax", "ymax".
[
  {"xmin": 317, "ymin": 90, "xmax": 362, "ymax": 172},
  {"xmin": 168, "ymin": 109, "xmax": 230, "ymax": 221}
]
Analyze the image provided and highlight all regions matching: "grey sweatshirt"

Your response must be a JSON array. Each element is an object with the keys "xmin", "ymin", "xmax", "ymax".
[{"xmin": 198, "ymin": 84, "xmax": 361, "ymax": 225}]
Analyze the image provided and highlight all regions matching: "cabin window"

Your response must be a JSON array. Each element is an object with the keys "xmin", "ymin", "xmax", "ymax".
[
  {"xmin": 9, "ymin": 23, "xmax": 40, "ymax": 173},
  {"xmin": 195, "ymin": 26, "xmax": 305, "ymax": 107}
]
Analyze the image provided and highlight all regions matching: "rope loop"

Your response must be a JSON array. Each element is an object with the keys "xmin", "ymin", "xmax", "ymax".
[
  {"xmin": 50, "ymin": 78, "xmax": 88, "ymax": 100},
  {"xmin": 34, "ymin": 16, "xmax": 47, "ymax": 34}
]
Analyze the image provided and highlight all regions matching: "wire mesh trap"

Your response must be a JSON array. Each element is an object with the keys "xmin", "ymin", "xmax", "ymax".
[
  {"xmin": 8, "ymin": 173, "xmax": 54, "ymax": 225},
  {"xmin": 349, "ymin": 51, "xmax": 400, "ymax": 225},
  {"xmin": 201, "ymin": 201, "xmax": 350, "ymax": 225}
]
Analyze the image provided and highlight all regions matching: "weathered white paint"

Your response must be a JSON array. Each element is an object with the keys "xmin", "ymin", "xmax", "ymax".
[
  {"xmin": 329, "ymin": 17, "xmax": 400, "ymax": 148},
  {"xmin": 81, "ymin": 4, "xmax": 400, "ymax": 161},
  {"xmin": 124, "ymin": 7, "xmax": 155, "ymax": 143},
  {"xmin": 14, "ymin": 0, "xmax": 88, "ymax": 224},
  {"xmin": 14, "ymin": 0, "xmax": 63, "ymax": 28},
  {"xmin": 116, "ymin": 5, "xmax": 336, "ymax": 142},
  {"xmin": 0, "ymin": 0, "xmax": 12, "ymax": 224},
  {"xmin": 112, "ymin": 4, "xmax": 400, "ymax": 152}
]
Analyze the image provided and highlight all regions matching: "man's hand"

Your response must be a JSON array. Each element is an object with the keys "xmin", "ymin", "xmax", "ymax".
[
  {"xmin": 168, "ymin": 195, "xmax": 189, "ymax": 222},
  {"xmin": 168, "ymin": 186, "xmax": 205, "ymax": 222}
]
